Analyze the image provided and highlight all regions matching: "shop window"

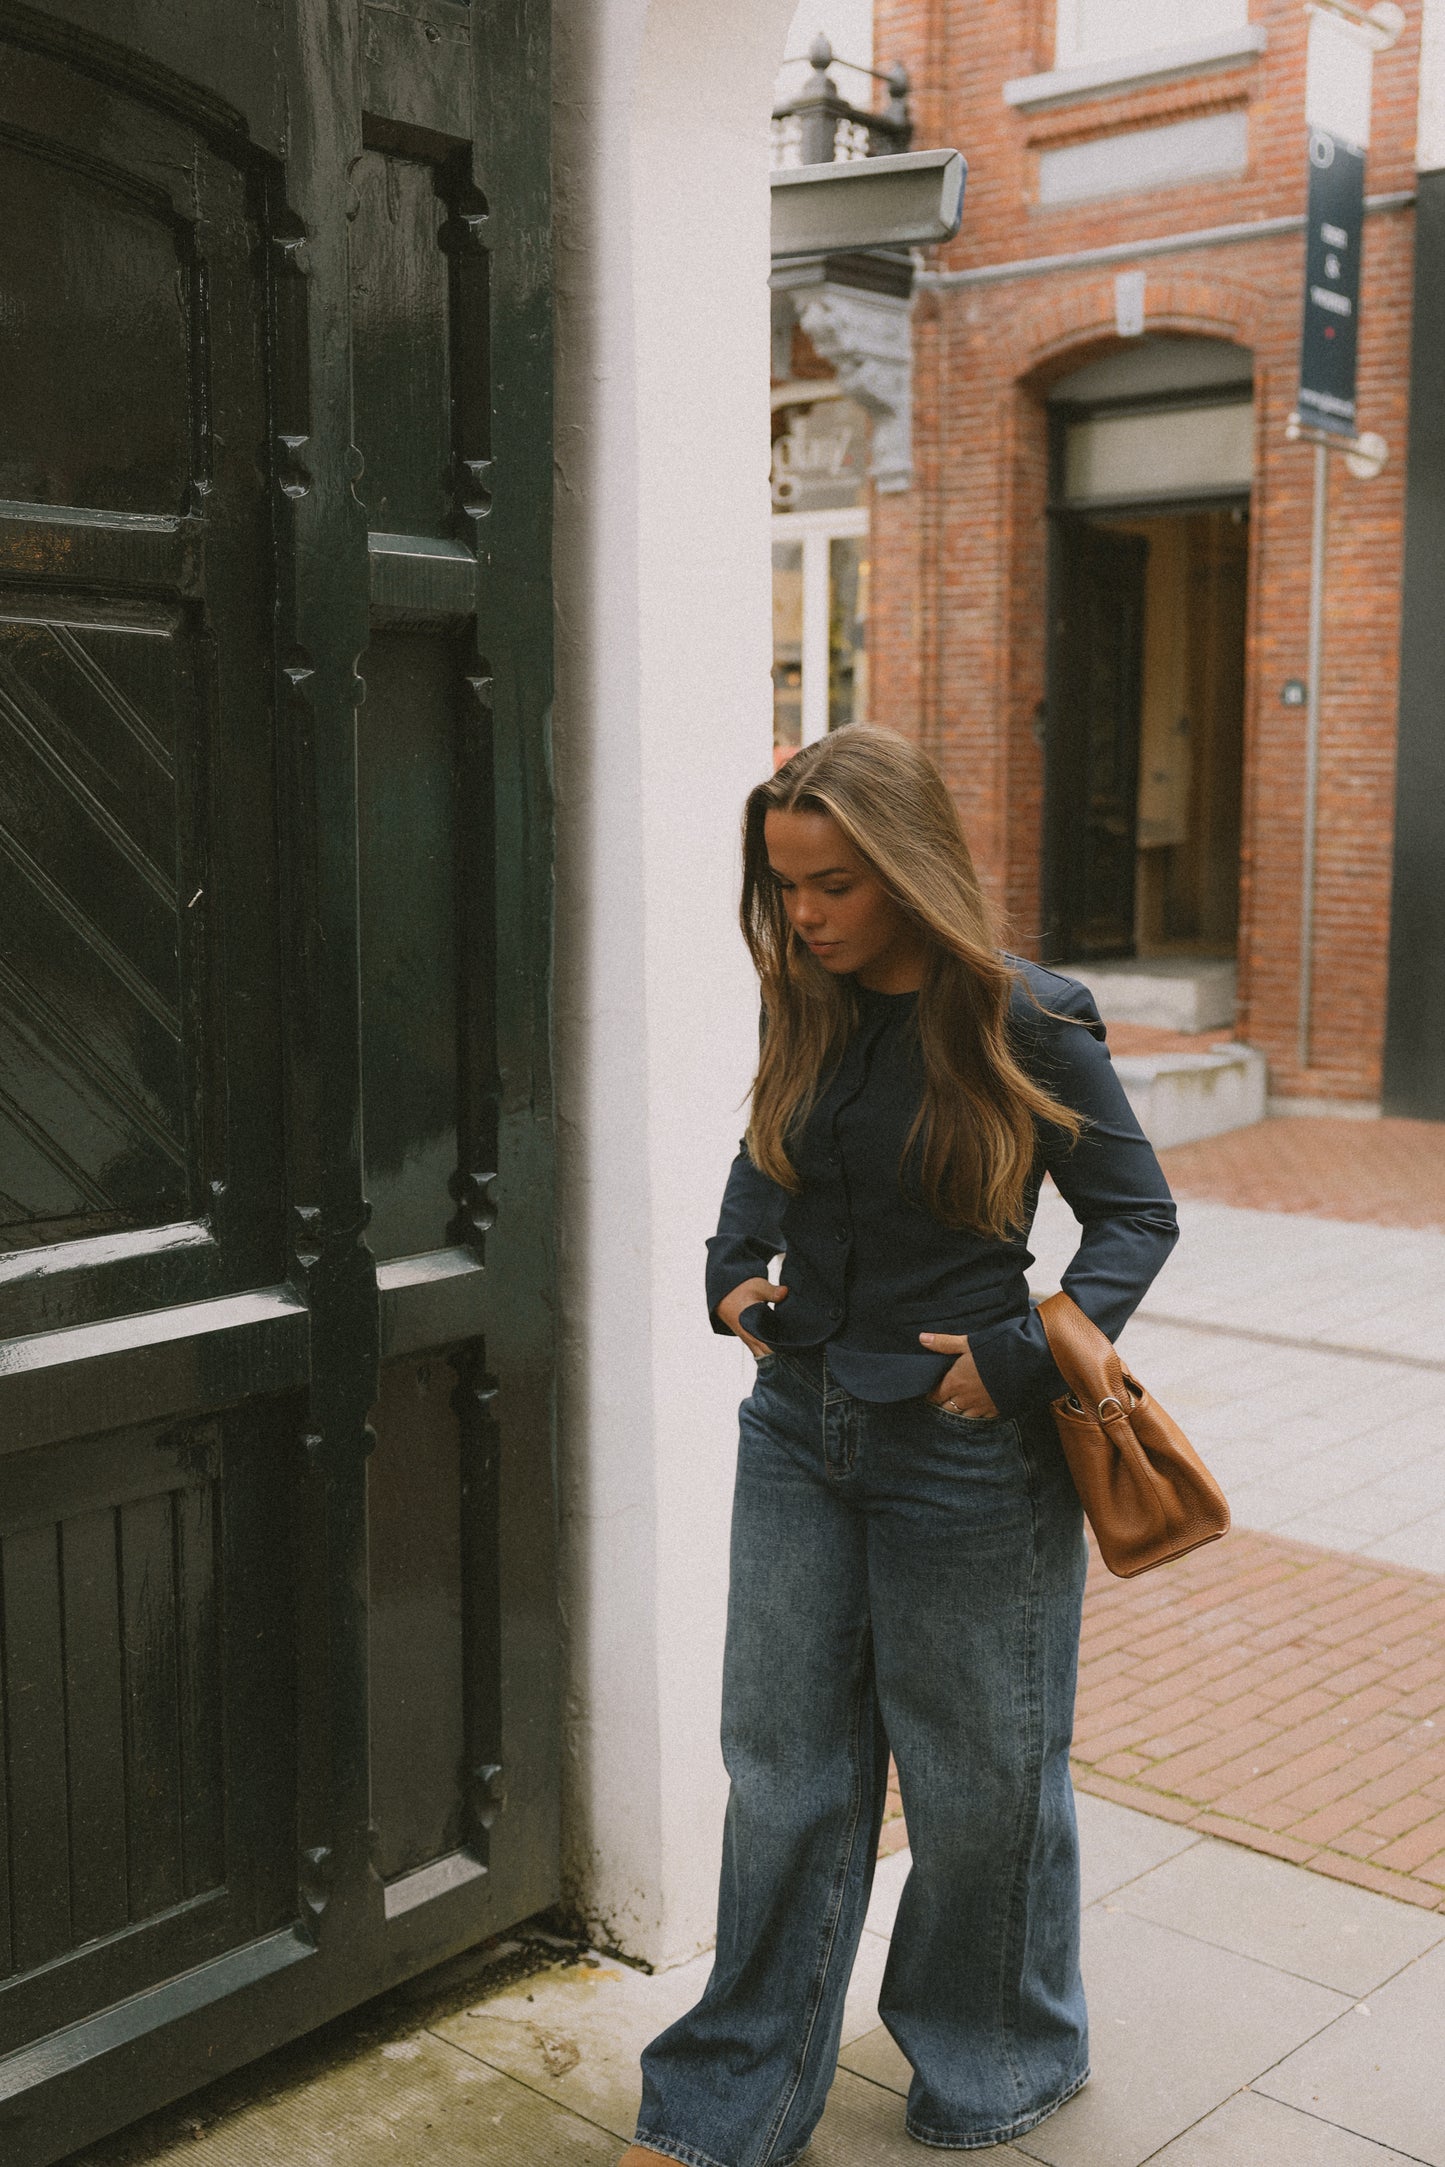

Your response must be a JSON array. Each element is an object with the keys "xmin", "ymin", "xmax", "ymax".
[
  {"xmin": 771, "ymin": 394, "xmax": 870, "ymax": 764},
  {"xmin": 772, "ymin": 538, "xmax": 804, "ymax": 752},
  {"xmin": 769, "ymin": 509, "xmax": 870, "ymax": 764},
  {"xmin": 829, "ymin": 534, "xmax": 868, "ymax": 731}
]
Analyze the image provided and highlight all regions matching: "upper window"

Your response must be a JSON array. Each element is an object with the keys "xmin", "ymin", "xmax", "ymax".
[{"xmin": 1055, "ymin": 0, "xmax": 1249, "ymax": 70}]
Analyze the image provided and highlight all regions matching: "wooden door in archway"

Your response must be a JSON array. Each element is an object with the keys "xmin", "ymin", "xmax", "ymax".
[{"xmin": 1045, "ymin": 519, "xmax": 1147, "ymax": 959}]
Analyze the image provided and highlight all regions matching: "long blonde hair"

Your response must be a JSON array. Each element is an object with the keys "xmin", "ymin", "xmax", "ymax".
[{"xmin": 742, "ymin": 726, "xmax": 1082, "ymax": 1239}]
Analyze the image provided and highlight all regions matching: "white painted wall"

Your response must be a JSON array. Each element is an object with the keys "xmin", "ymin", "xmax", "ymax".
[
  {"xmin": 552, "ymin": 0, "xmax": 797, "ymax": 1968},
  {"xmin": 1055, "ymin": 0, "xmax": 1247, "ymax": 69},
  {"xmin": 1419, "ymin": 0, "xmax": 1445, "ymax": 175},
  {"xmin": 776, "ymin": 0, "xmax": 875, "ymax": 102}
]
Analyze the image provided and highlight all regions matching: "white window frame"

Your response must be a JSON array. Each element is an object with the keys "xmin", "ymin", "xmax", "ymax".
[{"xmin": 772, "ymin": 503, "xmax": 868, "ymax": 745}]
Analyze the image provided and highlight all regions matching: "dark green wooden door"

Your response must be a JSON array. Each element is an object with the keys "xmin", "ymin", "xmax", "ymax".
[
  {"xmin": 0, "ymin": 5, "xmax": 555, "ymax": 2159},
  {"xmin": 1045, "ymin": 520, "xmax": 1147, "ymax": 960}
]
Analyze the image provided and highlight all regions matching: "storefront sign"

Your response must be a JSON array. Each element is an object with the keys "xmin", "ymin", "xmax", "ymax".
[{"xmin": 771, "ymin": 397, "xmax": 869, "ymax": 511}]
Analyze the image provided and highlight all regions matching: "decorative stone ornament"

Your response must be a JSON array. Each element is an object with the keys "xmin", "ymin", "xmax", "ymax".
[{"xmin": 795, "ymin": 283, "xmax": 916, "ymax": 493}]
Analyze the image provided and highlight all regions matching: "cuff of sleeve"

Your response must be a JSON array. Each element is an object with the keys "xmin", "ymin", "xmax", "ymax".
[
  {"xmin": 967, "ymin": 1310, "xmax": 1068, "ymax": 1419},
  {"xmin": 705, "ymin": 1245, "xmax": 761, "ymax": 1335}
]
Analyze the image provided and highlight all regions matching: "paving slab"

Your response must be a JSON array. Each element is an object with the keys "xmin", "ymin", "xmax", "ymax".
[
  {"xmin": 840, "ymin": 1910, "xmax": 891, "ymax": 2047},
  {"xmin": 1007, "ymin": 1907, "xmax": 1350, "ymax": 2167},
  {"xmin": 834, "ymin": 2016, "xmax": 912, "ymax": 2095},
  {"xmin": 1028, "ymin": 1188, "xmax": 1445, "ymax": 1565},
  {"xmin": 433, "ymin": 1947, "xmax": 709, "ymax": 2141},
  {"xmin": 862, "ymin": 1847, "xmax": 911, "ymax": 1940},
  {"xmin": 1108, "ymin": 1832, "xmax": 1445, "ymax": 1994},
  {"xmin": 1146, "ymin": 2087, "xmax": 1424, "ymax": 2165},
  {"xmin": 1030, "ymin": 1186, "xmax": 1445, "ymax": 1366},
  {"xmin": 1367, "ymin": 1509, "xmax": 1445, "ymax": 1577},
  {"xmin": 70, "ymin": 2024, "xmax": 624, "ymax": 2167},
  {"xmin": 841, "ymin": 1904, "xmax": 1349, "ymax": 2167},
  {"xmin": 1256, "ymin": 1936, "xmax": 1445, "ymax": 2165},
  {"xmin": 431, "ymin": 1907, "xmax": 898, "ymax": 2149},
  {"xmin": 810, "ymin": 2066, "xmax": 1030, "ymax": 2162},
  {"xmin": 1074, "ymin": 1790, "xmax": 1200, "ymax": 1906}
]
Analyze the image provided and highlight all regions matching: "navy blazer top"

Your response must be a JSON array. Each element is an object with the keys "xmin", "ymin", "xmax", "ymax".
[{"xmin": 704, "ymin": 959, "xmax": 1179, "ymax": 1416}]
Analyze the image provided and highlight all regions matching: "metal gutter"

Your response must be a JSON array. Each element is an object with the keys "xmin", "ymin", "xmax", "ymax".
[{"xmin": 916, "ymin": 190, "xmax": 1415, "ymax": 289}]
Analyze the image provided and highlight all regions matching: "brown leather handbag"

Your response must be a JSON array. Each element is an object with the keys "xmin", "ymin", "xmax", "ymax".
[{"xmin": 1038, "ymin": 1290, "xmax": 1230, "ymax": 1578}]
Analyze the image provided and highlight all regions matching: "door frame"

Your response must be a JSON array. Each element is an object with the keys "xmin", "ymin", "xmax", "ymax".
[
  {"xmin": 771, "ymin": 502, "xmax": 868, "ymax": 750},
  {"xmin": 1041, "ymin": 477, "xmax": 1252, "ymax": 965}
]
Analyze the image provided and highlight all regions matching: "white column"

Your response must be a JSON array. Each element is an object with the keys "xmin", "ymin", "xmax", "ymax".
[
  {"xmin": 552, "ymin": 0, "xmax": 797, "ymax": 1967},
  {"xmin": 1420, "ymin": 0, "xmax": 1445, "ymax": 176}
]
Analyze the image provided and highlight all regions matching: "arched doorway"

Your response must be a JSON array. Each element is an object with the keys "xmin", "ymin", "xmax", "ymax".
[{"xmin": 1043, "ymin": 336, "xmax": 1252, "ymax": 975}]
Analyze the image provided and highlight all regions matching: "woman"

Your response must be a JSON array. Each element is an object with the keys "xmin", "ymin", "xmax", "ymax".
[{"xmin": 622, "ymin": 726, "xmax": 1178, "ymax": 2164}]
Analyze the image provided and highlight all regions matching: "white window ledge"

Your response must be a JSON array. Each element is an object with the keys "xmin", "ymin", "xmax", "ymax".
[{"xmin": 1004, "ymin": 26, "xmax": 1267, "ymax": 112}]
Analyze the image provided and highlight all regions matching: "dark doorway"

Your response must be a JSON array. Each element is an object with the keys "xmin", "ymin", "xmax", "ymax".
[
  {"xmin": 1045, "ymin": 505, "xmax": 1248, "ymax": 963},
  {"xmin": 1046, "ymin": 522, "xmax": 1148, "ymax": 958},
  {"xmin": 0, "ymin": 6, "xmax": 556, "ymax": 2161}
]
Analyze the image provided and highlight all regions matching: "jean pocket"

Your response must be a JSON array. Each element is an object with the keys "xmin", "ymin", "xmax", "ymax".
[{"xmin": 932, "ymin": 1400, "xmax": 1012, "ymax": 1434}]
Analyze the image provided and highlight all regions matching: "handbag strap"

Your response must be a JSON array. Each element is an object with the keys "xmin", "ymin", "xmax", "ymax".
[{"xmin": 1037, "ymin": 1290, "xmax": 1132, "ymax": 1417}]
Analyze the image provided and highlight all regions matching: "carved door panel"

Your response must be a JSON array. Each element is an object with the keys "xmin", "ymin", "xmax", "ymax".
[
  {"xmin": 0, "ymin": 5, "xmax": 556, "ymax": 2162},
  {"xmin": 0, "ymin": 27, "xmax": 296, "ymax": 2072}
]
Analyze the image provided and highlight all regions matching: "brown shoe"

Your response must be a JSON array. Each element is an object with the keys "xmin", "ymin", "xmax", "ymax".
[{"xmin": 617, "ymin": 2153, "xmax": 674, "ymax": 2165}]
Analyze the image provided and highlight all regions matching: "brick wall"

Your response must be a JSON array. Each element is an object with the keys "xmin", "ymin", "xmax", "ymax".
[{"xmin": 870, "ymin": 0, "xmax": 1419, "ymax": 1102}]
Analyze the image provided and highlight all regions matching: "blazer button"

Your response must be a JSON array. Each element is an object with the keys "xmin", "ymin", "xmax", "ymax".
[
  {"xmin": 830, "ymin": 1303, "xmax": 844, "ymax": 1320},
  {"xmin": 834, "ymin": 1225, "xmax": 849, "ymax": 1243}
]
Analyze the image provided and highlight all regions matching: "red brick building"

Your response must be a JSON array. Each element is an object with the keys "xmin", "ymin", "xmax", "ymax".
[{"xmin": 855, "ymin": 0, "xmax": 1423, "ymax": 1107}]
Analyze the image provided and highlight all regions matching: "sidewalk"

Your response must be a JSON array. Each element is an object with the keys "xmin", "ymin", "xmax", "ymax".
[
  {"xmin": 66, "ymin": 1119, "xmax": 1445, "ymax": 2166},
  {"xmin": 1157, "ymin": 1111, "xmax": 1445, "ymax": 1234},
  {"xmin": 69, "ymin": 1790, "xmax": 1445, "ymax": 2167},
  {"xmin": 1028, "ymin": 1179, "xmax": 1445, "ymax": 1569},
  {"xmin": 1071, "ymin": 1529, "xmax": 1445, "ymax": 1909}
]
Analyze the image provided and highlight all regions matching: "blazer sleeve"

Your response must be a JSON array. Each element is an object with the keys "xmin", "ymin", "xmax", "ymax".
[
  {"xmin": 965, "ymin": 978, "xmax": 1179, "ymax": 1416},
  {"xmin": 705, "ymin": 1143, "xmax": 789, "ymax": 1333}
]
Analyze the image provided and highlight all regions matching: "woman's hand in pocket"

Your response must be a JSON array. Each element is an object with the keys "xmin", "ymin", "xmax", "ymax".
[
  {"xmin": 716, "ymin": 1277, "xmax": 789, "ymax": 1360},
  {"xmin": 918, "ymin": 1331, "xmax": 999, "ymax": 1418}
]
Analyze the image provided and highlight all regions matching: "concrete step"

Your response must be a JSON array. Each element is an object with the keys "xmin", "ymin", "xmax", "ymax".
[
  {"xmin": 1065, "ymin": 956, "xmax": 1237, "ymax": 1034},
  {"xmin": 1113, "ymin": 1041, "xmax": 1268, "ymax": 1149}
]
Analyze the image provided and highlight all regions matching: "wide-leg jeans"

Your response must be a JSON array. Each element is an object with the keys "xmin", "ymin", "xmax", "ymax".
[{"xmin": 636, "ymin": 1345, "xmax": 1090, "ymax": 2165}]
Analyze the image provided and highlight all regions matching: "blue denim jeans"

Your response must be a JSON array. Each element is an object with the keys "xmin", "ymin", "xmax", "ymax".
[{"xmin": 636, "ymin": 1346, "xmax": 1090, "ymax": 2164}]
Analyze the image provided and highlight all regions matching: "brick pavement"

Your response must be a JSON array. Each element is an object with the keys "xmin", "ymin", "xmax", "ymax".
[
  {"xmin": 1091, "ymin": 1050, "xmax": 1445, "ymax": 1231},
  {"xmin": 881, "ymin": 1529, "xmax": 1445, "ymax": 1905},
  {"xmin": 1070, "ymin": 1529, "xmax": 1445, "ymax": 1908},
  {"xmin": 1159, "ymin": 1113, "xmax": 1445, "ymax": 1231},
  {"xmin": 876, "ymin": 1115, "xmax": 1445, "ymax": 1887},
  {"xmin": 1104, "ymin": 1022, "xmax": 1241, "ymax": 1058},
  {"xmin": 1090, "ymin": 1059, "xmax": 1445, "ymax": 1233}
]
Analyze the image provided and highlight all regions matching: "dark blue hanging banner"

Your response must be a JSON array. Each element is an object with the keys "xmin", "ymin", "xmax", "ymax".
[
  {"xmin": 1298, "ymin": 128, "xmax": 1366, "ymax": 437},
  {"xmin": 1296, "ymin": 8, "xmax": 1374, "ymax": 439}
]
